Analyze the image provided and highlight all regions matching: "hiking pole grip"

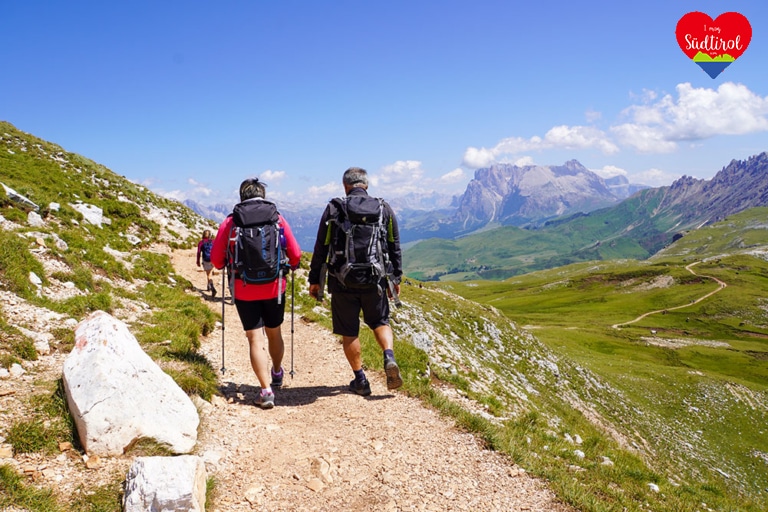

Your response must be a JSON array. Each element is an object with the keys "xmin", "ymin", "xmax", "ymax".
[{"xmin": 387, "ymin": 277, "xmax": 402, "ymax": 308}]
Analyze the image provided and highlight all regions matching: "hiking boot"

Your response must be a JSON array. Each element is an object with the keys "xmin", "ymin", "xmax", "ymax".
[
  {"xmin": 271, "ymin": 367, "xmax": 284, "ymax": 389},
  {"xmin": 349, "ymin": 378, "xmax": 371, "ymax": 396},
  {"xmin": 257, "ymin": 390, "xmax": 275, "ymax": 409},
  {"xmin": 384, "ymin": 358, "xmax": 403, "ymax": 390}
]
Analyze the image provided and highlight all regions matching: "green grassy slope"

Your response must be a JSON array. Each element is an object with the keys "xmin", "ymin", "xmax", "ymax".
[{"xmin": 438, "ymin": 209, "xmax": 768, "ymax": 508}]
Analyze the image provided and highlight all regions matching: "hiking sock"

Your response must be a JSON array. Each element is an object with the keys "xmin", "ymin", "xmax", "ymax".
[
  {"xmin": 383, "ymin": 349, "xmax": 395, "ymax": 362},
  {"xmin": 261, "ymin": 387, "xmax": 273, "ymax": 396},
  {"xmin": 353, "ymin": 368, "xmax": 367, "ymax": 384}
]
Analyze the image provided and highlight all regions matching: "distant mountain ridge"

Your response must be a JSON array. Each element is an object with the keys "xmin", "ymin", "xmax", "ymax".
[{"xmin": 404, "ymin": 152, "xmax": 768, "ymax": 281}]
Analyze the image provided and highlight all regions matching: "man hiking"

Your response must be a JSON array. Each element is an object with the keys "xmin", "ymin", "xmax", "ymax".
[
  {"xmin": 308, "ymin": 167, "xmax": 403, "ymax": 396},
  {"xmin": 210, "ymin": 178, "xmax": 301, "ymax": 409}
]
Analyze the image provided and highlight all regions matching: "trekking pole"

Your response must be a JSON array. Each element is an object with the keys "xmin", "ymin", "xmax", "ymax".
[
  {"xmin": 220, "ymin": 266, "xmax": 226, "ymax": 374},
  {"xmin": 290, "ymin": 269, "xmax": 295, "ymax": 379}
]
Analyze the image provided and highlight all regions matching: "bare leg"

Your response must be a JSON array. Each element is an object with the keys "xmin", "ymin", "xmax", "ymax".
[
  {"xmin": 372, "ymin": 325, "xmax": 394, "ymax": 351},
  {"xmin": 245, "ymin": 328, "xmax": 270, "ymax": 389},
  {"xmin": 264, "ymin": 325, "xmax": 285, "ymax": 372},
  {"xmin": 341, "ymin": 335, "xmax": 362, "ymax": 371}
]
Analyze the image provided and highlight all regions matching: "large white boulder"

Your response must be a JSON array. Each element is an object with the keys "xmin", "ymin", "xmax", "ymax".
[
  {"xmin": 63, "ymin": 311, "xmax": 199, "ymax": 456},
  {"xmin": 123, "ymin": 456, "xmax": 207, "ymax": 512}
]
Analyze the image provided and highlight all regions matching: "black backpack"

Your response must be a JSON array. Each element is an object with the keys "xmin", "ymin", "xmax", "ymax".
[
  {"xmin": 228, "ymin": 198, "xmax": 287, "ymax": 285},
  {"xmin": 201, "ymin": 239, "xmax": 213, "ymax": 262},
  {"xmin": 327, "ymin": 195, "xmax": 389, "ymax": 289}
]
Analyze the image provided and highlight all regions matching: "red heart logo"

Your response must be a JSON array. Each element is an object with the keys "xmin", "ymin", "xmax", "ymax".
[{"xmin": 675, "ymin": 11, "xmax": 752, "ymax": 78}]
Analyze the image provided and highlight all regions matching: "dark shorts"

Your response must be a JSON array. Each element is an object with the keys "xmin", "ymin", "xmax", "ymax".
[
  {"xmin": 331, "ymin": 287, "xmax": 390, "ymax": 337},
  {"xmin": 234, "ymin": 295, "xmax": 286, "ymax": 331}
]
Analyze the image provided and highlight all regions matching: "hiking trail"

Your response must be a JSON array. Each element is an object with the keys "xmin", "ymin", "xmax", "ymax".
[{"xmin": 171, "ymin": 248, "xmax": 573, "ymax": 511}]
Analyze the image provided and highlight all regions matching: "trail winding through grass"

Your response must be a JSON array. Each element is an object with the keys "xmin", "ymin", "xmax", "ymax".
[{"xmin": 612, "ymin": 261, "xmax": 727, "ymax": 329}]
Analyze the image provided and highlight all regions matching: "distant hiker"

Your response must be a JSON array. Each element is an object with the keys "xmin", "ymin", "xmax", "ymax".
[
  {"xmin": 308, "ymin": 167, "xmax": 404, "ymax": 396},
  {"xmin": 196, "ymin": 229, "xmax": 216, "ymax": 297},
  {"xmin": 210, "ymin": 178, "xmax": 301, "ymax": 409}
]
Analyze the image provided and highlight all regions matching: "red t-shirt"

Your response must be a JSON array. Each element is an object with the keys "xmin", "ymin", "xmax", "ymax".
[{"xmin": 210, "ymin": 214, "xmax": 301, "ymax": 301}]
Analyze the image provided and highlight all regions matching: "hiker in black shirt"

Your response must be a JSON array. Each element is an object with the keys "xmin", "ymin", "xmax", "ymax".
[{"xmin": 308, "ymin": 167, "xmax": 404, "ymax": 395}]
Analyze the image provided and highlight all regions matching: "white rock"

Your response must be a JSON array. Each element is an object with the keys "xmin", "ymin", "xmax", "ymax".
[
  {"xmin": 9, "ymin": 364, "xmax": 25, "ymax": 378},
  {"xmin": 123, "ymin": 456, "xmax": 207, "ymax": 512},
  {"xmin": 0, "ymin": 368, "xmax": 9, "ymax": 379},
  {"xmin": 27, "ymin": 211, "xmax": 44, "ymax": 227},
  {"xmin": 49, "ymin": 202, "xmax": 60, "ymax": 211},
  {"xmin": 69, "ymin": 202, "xmax": 103, "ymax": 228},
  {"xmin": 63, "ymin": 311, "xmax": 199, "ymax": 456},
  {"xmin": 648, "ymin": 483, "xmax": 660, "ymax": 493},
  {"xmin": 574, "ymin": 450, "xmax": 585, "ymax": 459},
  {"xmin": 29, "ymin": 272, "xmax": 42, "ymax": 287}
]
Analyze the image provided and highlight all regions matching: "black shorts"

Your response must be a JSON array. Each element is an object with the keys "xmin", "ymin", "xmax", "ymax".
[
  {"xmin": 234, "ymin": 295, "xmax": 286, "ymax": 331},
  {"xmin": 331, "ymin": 287, "xmax": 390, "ymax": 337}
]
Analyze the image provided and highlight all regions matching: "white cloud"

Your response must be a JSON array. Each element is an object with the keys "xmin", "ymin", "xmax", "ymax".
[
  {"xmin": 439, "ymin": 168, "xmax": 466, "ymax": 183},
  {"xmin": 260, "ymin": 169, "xmax": 286, "ymax": 183},
  {"xmin": 462, "ymin": 82, "xmax": 768, "ymax": 169},
  {"xmin": 514, "ymin": 156, "xmax": 535, "ymax": 167},
  {"xmin": 591, "ymin": 165, "xmax": 628, "ymax": 179},
  {"xmin": 307, "ymin": 181, "xmax": 342, "ymax": 201},
  {"xmin": 463, "ymin": 126, "xmax": 618, "ymax": 169},
  {"xmin": 630, "ymin": 168, "xmax": 679, "ymax": 187},
  {"xmin": 371, "ymin": 160, "xmax": 428, "ymax": 196},
  {"xmin": 613, "ymin": 82, "xmax": 768, "ymax": 152}
]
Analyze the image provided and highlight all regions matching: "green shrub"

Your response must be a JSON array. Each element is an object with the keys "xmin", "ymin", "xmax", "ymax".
[
  {"xmin": 0, "ymin": 230, "xmax": 47, "ymax": 299},
  {"xmin": 0, "ymin": 464, "xmax": 61, "ymax": 511}
]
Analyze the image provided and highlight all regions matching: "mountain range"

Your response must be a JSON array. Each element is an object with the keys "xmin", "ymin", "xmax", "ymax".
[{"xmin": 404, "ymin": 152, "xmax": 768, "ymax": 280}]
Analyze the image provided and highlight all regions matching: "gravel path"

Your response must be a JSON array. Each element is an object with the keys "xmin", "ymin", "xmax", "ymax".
[{"xmin": 171, "ymin": 249, "xmax": 574, "ymax": 512}]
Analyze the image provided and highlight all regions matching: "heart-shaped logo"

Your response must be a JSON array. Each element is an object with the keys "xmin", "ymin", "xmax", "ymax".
[{"xmin": 676, "ymin": 11, "xmax": 752, "ymax": 78}]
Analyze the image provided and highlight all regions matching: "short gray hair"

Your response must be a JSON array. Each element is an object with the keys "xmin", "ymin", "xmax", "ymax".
[
  {"xmin": 342, "ymin": 167, "xmax": 368, "ymax": 188},
  {"xmin": 239, "ymin": 178, "xmax": 266, "ymax": 202}
]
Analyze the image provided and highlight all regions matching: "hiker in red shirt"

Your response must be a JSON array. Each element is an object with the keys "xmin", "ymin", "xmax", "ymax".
[{"xmin": 210, "ymin": 178, "xmax": 301, "ymax": 409}]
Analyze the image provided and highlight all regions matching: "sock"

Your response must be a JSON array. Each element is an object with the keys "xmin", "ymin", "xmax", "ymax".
[
  {"xmin": 384, "ymin": 349, "xmax": 395, "ymax": 361},
  {"xmin": 261, "ymin": 387, "xmax": 273, "ymax": 396},
  {"xmin": 353, "ymin": 368, "xmax": 366, "ymax": 383},
  {"xmin": 272, "ymin": 367, "xmax": 283, "ymax": 377}
]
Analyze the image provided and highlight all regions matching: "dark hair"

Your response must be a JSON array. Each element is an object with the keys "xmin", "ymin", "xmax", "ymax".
[
  {"xmin": 239, "ymin": 178, "xmax": 266, "ymax": 202},
  {"xmin": 342, "ymin": 167, "xmax": 368, "ymax": 188},
  {"xmin": 202, "ymin": 229, "xmax": 211, "ymax": 239}
]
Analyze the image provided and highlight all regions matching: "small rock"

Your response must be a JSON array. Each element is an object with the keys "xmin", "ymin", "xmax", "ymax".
[
  {"xmin": 59, "ymin": 442, "xmax": 73, "ymax": 452},
  {"xmin": 29, "ymin": 272, "xmax": 42, "ymax": 286},
  {"xmin": 601, "ymin": 456, "xmax": 614, "ymax": 466},
  {"xmin": 306, "ymin": 478, "xmax": 324, "ymax": 492},
  {"xmin": 0, "ymin": 444, "xmax": 14, "ymax": 458},
  {"xmin": 9, "ymin": 364, "xmax": 25, "ymax": 378},
  {"xmin": 86, "ymin": 455, "xmax": 101, "ymax": 469},
  {"xmin": 574, "ymin": 450, "xmax": 585, "ymax": 459},
  {"xmin": 648, "ymin": 483, "xmax": 660, "ymax": 493},
  {"xmin": 244, "ymin": 484, "xmax": 265, "ymax": 506}
]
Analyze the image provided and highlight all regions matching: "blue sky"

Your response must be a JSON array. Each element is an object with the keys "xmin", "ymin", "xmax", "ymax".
[{"xmin": 2, "ymin": 1, "xmax": 767, "ymax": 208}]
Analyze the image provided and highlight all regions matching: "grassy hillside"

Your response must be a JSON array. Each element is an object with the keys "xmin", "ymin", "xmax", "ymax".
[{"xmin": 440, "ymin": 208, "xmax": 768, "ymax": 509}]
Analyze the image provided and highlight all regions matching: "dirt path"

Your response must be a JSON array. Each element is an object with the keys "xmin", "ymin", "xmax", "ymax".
[
  {"xmin": 611, "ymin": 261, "xmax": 728, "ymax": 329},
  {"xmin": 170, "ymin": 249, "xmax": 573, "ymax": 512}
]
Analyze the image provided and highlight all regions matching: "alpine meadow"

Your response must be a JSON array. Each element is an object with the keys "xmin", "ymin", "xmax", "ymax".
[{"xmin": 1, "ymin": 120, "xmax": 768, "ymax": 511}]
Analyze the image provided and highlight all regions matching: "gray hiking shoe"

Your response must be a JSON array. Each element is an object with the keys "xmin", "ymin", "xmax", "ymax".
[
  {"xmin": 349, "ymin": 378, "xmax": 372, "ymax": 396},
  {"xmin": 384, "ymin": 358, "xmax": 403, "ymax": 390},
  {"xmin": 271, "ymin": 367, "xmax": 284, "ymax": 389},
  {"xmin": 257, "ymin": 391, "xmax": 275, "ymax": 409}
]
